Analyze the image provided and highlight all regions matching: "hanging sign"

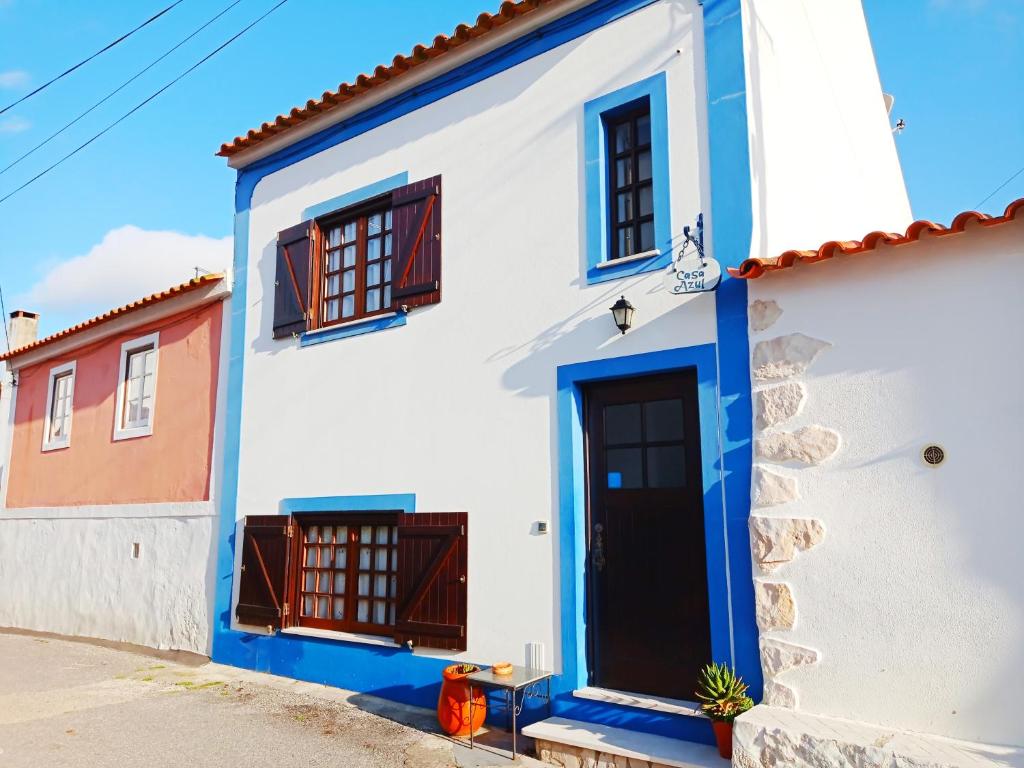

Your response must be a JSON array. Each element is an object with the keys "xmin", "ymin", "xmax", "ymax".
[{"xmin": 663, "ymin": 253, "xmax": 722, "ymax": 294}]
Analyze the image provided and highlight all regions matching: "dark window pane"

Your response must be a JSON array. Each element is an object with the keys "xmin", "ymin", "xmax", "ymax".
[
  {"xmin": 605, "ymin": 403, "xmax": 641, "ymax": 444},
  {"xmin": 645, "ymin": 399, "xmax": 684, "ymax": 442},
  {"xmin": 616, "ymin": 192, "xmax": 633, "ymax": 224},
  {"xmin": 638, "ymin": 150, "xmax": 652, "ymax": 181},
  {"xmin": 638, "ymin": 184, "xmax": 654, "ymax": 217},
  {"xmin": 614, "ymin": 121, "xmax": 632, "ymax": 153},
  {"xmin": 647, "ymin": 445, "xmax": 686, "ymax": 488},
  {"xmin": 617, "ymin": 226, "xmax": 635, "ymax": 258},
  {"xmin": 607, "ymin": 447, "xmax": 643, "ymax": 489},
  {"xmin": 639, "ymin": 220, "xmax": 655, "ymax": 252},
  {"xmin": 636, "ymin": 113, "xmax": 651, "ymax": 146},
  {"xmin": 616, "ymin": 158, "xmax": 632, "ymax": 187}
]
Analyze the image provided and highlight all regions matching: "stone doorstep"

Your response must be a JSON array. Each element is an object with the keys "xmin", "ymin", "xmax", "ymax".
[
  {"xmin": 522, "ymin": 717, "xmax": 723, "ymax": 768},
  {"xmin": 734, "ymin": 705, "xmax": 1024, "ymax": 768}
]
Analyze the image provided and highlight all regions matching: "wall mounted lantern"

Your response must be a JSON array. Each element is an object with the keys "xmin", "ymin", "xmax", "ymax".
[{"xmin": 610, "ymin": 296, "xmax": 635, "ymax": 334}]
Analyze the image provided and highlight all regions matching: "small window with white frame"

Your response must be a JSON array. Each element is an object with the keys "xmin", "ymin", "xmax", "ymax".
[
  {"xmin": 42, "ymin": 361, "xmax": 76, "ymax": 451},
  {"xmin": 113, "ymin": 332, "xmax": 159, "ymax": 441}
]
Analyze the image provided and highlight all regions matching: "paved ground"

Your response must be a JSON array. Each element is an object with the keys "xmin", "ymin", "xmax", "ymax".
[{"xmin": 0, "ymin": 631, "xmax": 541, "ymax": 768}]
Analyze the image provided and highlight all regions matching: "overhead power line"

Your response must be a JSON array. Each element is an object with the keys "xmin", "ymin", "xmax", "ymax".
[
  {"xmin": 974, "ymin": 164, "xmax": 1024, "ymax": 210},
  {"xmin": 0, "ymin": 1, "xmax": 186, "ymax": 117},
  {"xmin": 0, "ymin": 0, "xmax": 290, "ymax": 208},
  {"xmin": 1, "ymin": 0, "xmax": 245, "ymax": 178}
]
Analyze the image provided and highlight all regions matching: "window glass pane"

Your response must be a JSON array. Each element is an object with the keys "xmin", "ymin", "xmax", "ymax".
[
  {"xmin": 326, "ymin": 299, "xmax": 339, "ymax": 321},
  {"xmin": 374, "ymin": 601, "xmax": 387, "ymax": 625},
  {"xmin": 366, "ymin": 262, "xmax": 381, "ymax": 286},
  {"xmin": 357, "ymin": 600, "xmax": 369, "ymax": 623},
  {"xmin": 383, "ymin": 285, "xmax": 391, "ymax": 308},
  {"xmin": 333, "ymin": 601, "xmax": 345, "ymax": 620},
  {"xmin": 375, "ymin": 548, "xmax": 388, "ymax": 570},
  {"xmin": 304, "ymin": 571, "xmax": 314, "ymax": 591},
  {"xmin": 328, "ymin": 227, "xmax": 341, "ymax": 248},
  {"xmin": 320, "ymin": 526, "xmax": 333, "ymax": 543},
  {"xmin": 647, "ymin": 445, "xmax": 686, "ymax": 488},
  {"xmin": 384, "ymin": 209, "xmax": 392, "ymax": 230},
  {"xmin": 317, "ymin": 596, "xmax": 329, "ymax": 618},
  {"xmin": 341, "ymin": 295, "xmax": 355, "ymax": 318},
  {"xmin": 327, "ymin": 250, "xmax": 340, "ymax": 272},
  {"xmin": 317, "ymin": 571, "xmax": 331, "ymax": 592},
  {"xmin": 366, "ymin": 289, "xmax": 380, "ymax": 313},
  {"xmin": 334, "ymin": 572, "xmax": 346, "ymax": 594},
  {"xmin": 368, "ymin": 213, "xmax": 382, "ymax": 235},
  {"xmin": 645, "ymin": 399, "xmax": 684, "ymax": 442},
  {"xmin": 384, "ymin": 233, "xmax": 392, "ymax": 257},
  {"xmin": 358, "ymin": 573, "xmax": 370, "ymax": 596},
  {"xmin": 326, "ymin": 275, "xmax": 340, "ymax": 297},
  {"xmin": 604, "ymin": 403, "xmax": 641, "ymax": 444},
  {"xmin": 638, "ymin": 184, "xmax": 654, "ymax": 217},
  {"xmin": 342, "ymin": 269, "xmax": 355, "ymax": 293},
  {"xmin": 640, "ymin": 220, "xmax": 655, "ymax": 252},
  {"xmin": 305, "ymin": 547, "xmax": 316, "ymax": 567},
  {"xmin": 343, "ymin": 245, "xmax": 357, "ymax": 268},
  {"xmin": 319, "ymin": 546, "xmax": 331, "ymax": 566},
  {"xmin": 615, "ymin": 158, "xmax": 632, "ymax": 188},
  {"xmin": 383, "ymin": 259, "xmax": 392, "ymax": 283},
  {"xmin": 343, "ymin": 221, "xmax": 357, "ymax": 242},
  {"xmin": 606, "ymin": 447, "xmax": 643, "ymax": 489},
  {"xmin": 617, "ymin": 226, "xmax": 635, "ymax": 257},
  {"xmin": 638, "ymin": 150, "xmax": 652, "ymax": 181},
  {"xmin": 616, "ymin": 192, "xmax": 633, "ymax": 224},
  {"xmin": 360, "ymin": 526, "xmax": 372, "ymax": 543},
  {"xmin": 636, "ymin": 113, "xmax": 651, "ymax": 146},
  {"xmin": 334, "ymin": 547, "xmax": 347, "ymax": 568},
  {"xmin": 614, "ymin": 121, "xmax": 632, "ymax": 153},
  {"xmin": 374, "ymin": 574, "xmax": 387, "ymax": 597},
  {"xmin": 367, "ymin": 237, "xmax": 381, "ymax": 262},
  {"xmin": 359, "ymin": 547, "xmax": 371, "ymax": 569},
  {"xmin": 302, "ymin": 596, "xmax": 313, "ymax": 616}
]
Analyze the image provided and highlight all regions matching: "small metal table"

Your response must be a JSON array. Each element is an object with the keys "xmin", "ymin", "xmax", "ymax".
[{"xmin": 467, "ymin": 665, "xmax": 553, "ymax": 760}]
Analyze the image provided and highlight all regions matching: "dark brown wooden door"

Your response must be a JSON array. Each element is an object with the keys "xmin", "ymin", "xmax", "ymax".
[{"xmin": 584, "ymin": 371, "xmax": 711, "ymax": 700}]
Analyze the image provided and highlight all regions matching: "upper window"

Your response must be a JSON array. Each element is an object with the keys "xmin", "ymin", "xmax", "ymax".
[
  {"xmin": 42, "ymin": 361, "xmax": 76, "ymax": 451},
  {"xmin": 319, "ymin": 208, "xmax": 394, "ymax": 327},
  {"xmin": 113, "ymin": 332, "xmax": 159, "ymax": 441},
  {"xmin": 607, "ymin": 104, "xmax": 655, "ymax": 261}
]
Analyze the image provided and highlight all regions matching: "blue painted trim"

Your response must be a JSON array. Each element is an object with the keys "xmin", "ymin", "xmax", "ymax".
[
  {"xmin": 232, "ymin": 0, "xmax": 659, "ymax": 211},
  {"xmin": 553, "ymin": 345, "xmax": 734, "ymax": 744},
  {"xmin": 702, "ymin": 0, "xmax": 761, "ymax": 697},
  {"xmin": 583, "ymin": 72, "xmax": 673, "ymax": 284},
  {"xmin": 281, "ymin": 493, "xmax": 415, "ymax": 514},
  {"xmin": 299, "ymin": 313, "xmax": 407, "ymax": 348},
  {"xmin": 301, "ymin": 172, "xmax": 408, "ymax": 221}
]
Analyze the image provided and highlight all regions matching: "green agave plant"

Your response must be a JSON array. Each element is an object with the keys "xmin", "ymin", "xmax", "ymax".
[{"xmin": 695, "ymin": 662, "xmax": 754, "ymax": 723}]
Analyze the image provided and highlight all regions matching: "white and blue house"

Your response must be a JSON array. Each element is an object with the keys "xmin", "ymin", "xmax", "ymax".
[{"xmin": 211, "ymin": 0, "xmax": 913, "ymax": 762}]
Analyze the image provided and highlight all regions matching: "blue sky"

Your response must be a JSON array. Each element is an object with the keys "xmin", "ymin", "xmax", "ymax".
[{"xmin": 0, "ymin": 0, "xmax": 1021, "ymax": 337}]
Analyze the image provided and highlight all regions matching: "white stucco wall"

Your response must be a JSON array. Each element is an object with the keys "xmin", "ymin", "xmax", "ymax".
[
  {"xmin": 235, "ymin": 0, "xmax": 716, "ymax": 668},
  {"xmin": 0, "ymin": 507, "xmax": 216, "ymax": 654},
  {"xmin": 741, "ymin": 0, "xmax": 912, "ymax": 258},
  {"xmin": 747, "ymin": 219, "xmax": 1024, "ymax": 746}
]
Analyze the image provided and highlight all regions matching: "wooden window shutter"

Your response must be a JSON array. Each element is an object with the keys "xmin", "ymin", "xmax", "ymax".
[
  {"xmin": 273, "ymin": 220, "xmax": 316, "ymax": 338},
  {"xmin": 391, "ymin": 176, "xmax": 442, "ymax": 309},
  {"xmin": 394, "ymin": 512, "xmax": 467, "ymax": 651},
  {"xmin": 236, "ymin": 515, "xmax": 295, "ymax": 629}
]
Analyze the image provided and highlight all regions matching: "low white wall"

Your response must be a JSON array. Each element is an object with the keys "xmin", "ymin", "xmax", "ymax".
[
  {"xmin": 0, "ymin": 505, "xmax": 216, "ymax": 655},
  {"xmin": 746, "ymin": 219, "xmax": 1024, "ymax": 746}
]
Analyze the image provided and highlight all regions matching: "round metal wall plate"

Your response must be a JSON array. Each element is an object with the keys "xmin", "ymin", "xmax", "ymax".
[{"xmin": 922, "ymin": 444, "xmax": 946, "ymax": 467}]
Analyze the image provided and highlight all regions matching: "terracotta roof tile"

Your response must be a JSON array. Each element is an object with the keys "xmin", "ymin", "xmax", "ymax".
[
  {"xmin": 729, "ymin": 197, "xmax": 1024, "ymax": 279},
  {"xmin": 217, "ymin": 0, "xmax": 561, "ymax": 158},
  {"xmin": 0, "ymin": 274, "xmax": 226, "ymax": 362}
]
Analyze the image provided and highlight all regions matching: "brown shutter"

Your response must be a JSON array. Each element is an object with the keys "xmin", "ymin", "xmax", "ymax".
[
  {"xmin": 391, "ymin": 176, "xmax": 442, "ymax": 309},
  {"xmin": 236, "ymin": 515, "xmax": 295, "ymax": 629},
  {"xmin": 273, "ymin": 220, "xmax": 316, "ymax": 338},
  {"xmin": 394, "ymin": 512, "xmax": 467, "ymax": 651}
]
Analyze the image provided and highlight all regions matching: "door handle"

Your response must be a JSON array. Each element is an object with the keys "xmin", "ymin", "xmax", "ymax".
[{"xmin": 592, "ymin": 523, "xmax": 606, "ymax": 573}]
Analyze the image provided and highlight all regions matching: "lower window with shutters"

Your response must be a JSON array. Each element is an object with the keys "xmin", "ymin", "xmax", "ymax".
[
  {"xmin": 294, "ymin": 515, "xmax": 398, "ymax": 636},
  {"xmin": 235, "ymin": 510, "xmax": 468, "ymax": 651}
]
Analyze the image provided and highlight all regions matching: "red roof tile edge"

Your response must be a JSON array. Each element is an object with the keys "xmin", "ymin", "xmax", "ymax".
[
  {"xmin": 729, "ymin": 197, "xmax": 1024, "ymax": 279},
  {"xmin": 0, "ymin": 274, "xmax": 226, "ymax": 362},
  {"xmin": 217, "ymin": 0, "xmax": 560, "ymax": 158}
]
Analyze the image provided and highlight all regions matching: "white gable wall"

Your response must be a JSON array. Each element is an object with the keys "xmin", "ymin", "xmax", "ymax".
[{"xmin": 746, "ymin": 219, "xmax": 1024, "ymax": 746}]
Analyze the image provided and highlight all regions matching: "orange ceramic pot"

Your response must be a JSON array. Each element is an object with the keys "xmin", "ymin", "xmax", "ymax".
[
  {"xmin": 712, "ymin": 720, "xmax": 733, "ymax": 759},
  {"xmin": 437, "ymin": 664, "xmax": 487, "ymax": 737}
]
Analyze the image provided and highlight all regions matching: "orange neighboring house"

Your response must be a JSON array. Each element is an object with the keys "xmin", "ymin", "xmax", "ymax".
[{"xmin": 0, "ymin": 274, "xmax": 230, "ymax": 654}]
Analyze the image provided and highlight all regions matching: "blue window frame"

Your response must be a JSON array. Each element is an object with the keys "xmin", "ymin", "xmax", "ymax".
[{"xmin": 583, "ymin": 72, "xmax": 672, "ymax": 284}]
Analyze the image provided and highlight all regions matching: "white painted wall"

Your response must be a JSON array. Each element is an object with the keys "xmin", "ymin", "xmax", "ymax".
[
  {"xmin": 741, "ymin": 0, "xmax": 912, "ymax": 259},
  {"xmin": 235, "ymin": 0, "xmax": 715, "ymax": 668},
  {"xmin": 0, "ymin": 506, "xmax": 215, "ymax": 654},
  {"xmin": 747, "ymin": 219, "xmax": 1024, "ymax": 746}
]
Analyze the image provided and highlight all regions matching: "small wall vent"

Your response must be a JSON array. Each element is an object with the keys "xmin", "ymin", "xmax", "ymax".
[{"xmin": 922, "ymin": 445, "xmax": 945, "ymax": 467}]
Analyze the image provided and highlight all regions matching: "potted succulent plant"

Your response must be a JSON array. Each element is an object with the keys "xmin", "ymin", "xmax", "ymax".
[
  {"xmin": 695, "ymin": 662, "xmax": 754, "ymax": 759},
  {"xmin": 437, "ymin": 664, "xmax": 487, "ymax": 737}
]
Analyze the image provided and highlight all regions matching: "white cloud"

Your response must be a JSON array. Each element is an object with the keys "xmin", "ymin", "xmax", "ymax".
[
  {"xmin": 0, "ymin": 70, "xmax": 29, "ymax": 89},
  {"xmin": 0, "ymin": 115, "xmax": 30, "ymax": 134},
  {"xmin": 14, "ymin": 226, "xmax": 231, "ymax": 326}
]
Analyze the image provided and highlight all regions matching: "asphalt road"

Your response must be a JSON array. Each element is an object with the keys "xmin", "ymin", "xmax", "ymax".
[{"xmin": 0, "ymin": 631, "xmax": 535, "ymax": 768}]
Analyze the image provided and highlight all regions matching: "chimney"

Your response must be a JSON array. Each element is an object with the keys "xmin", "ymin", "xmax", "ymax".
[{"xmin": 8, "ymin": 310, "xmax": 39, "ymax": 351}]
